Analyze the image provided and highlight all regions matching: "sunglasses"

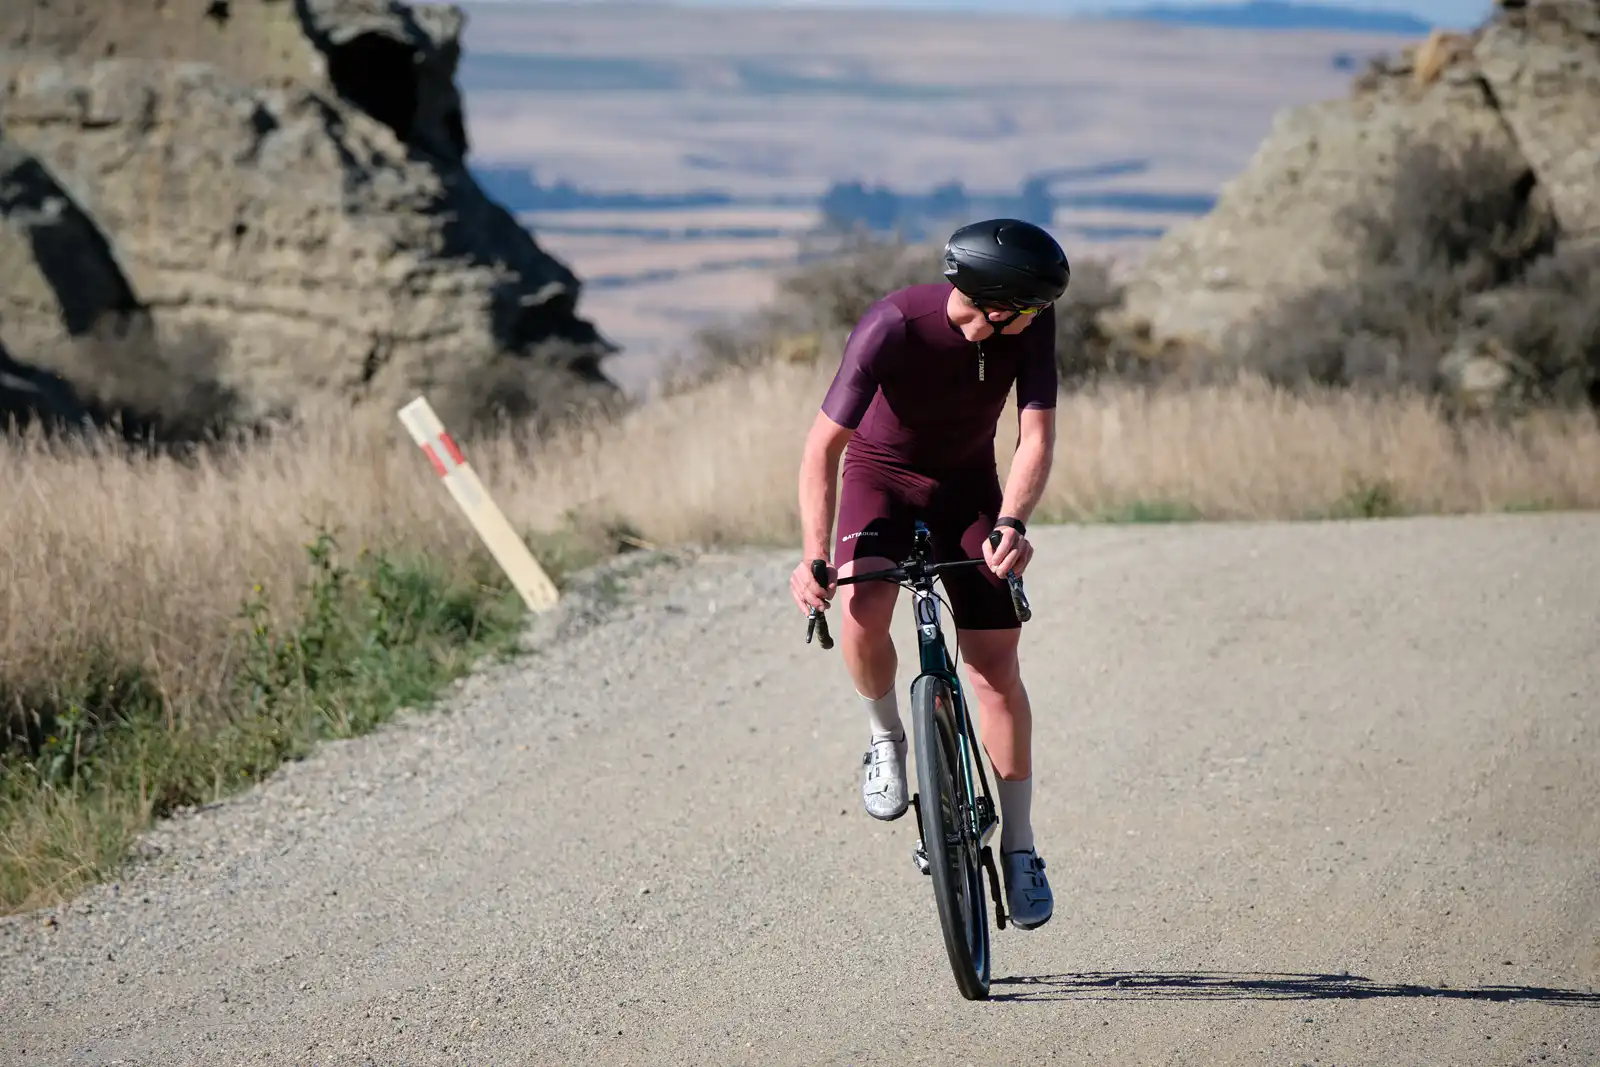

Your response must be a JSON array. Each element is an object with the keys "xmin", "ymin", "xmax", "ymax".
[{"xmin": 979, "ymin": 302, "xmax": 1049, "ymax": 317}]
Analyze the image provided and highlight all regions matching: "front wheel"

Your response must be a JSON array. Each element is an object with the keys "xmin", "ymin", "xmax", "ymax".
[{"xmin": 911, "ymin": 673, "xmax": 990, "ymax": 1000}]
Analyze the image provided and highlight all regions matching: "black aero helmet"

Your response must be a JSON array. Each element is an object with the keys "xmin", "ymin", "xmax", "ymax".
[{"xmin": 942, "ymin": 218, "xmax": 1070, "ymax": 310}]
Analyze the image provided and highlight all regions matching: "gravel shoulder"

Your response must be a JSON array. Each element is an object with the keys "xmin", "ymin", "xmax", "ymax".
[{"xmin": 4, "ymin": 514, "xmax": 1599, "ymax": 1066}]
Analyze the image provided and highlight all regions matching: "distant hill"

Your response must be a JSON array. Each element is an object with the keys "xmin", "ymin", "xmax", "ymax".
[
  {"xmin": 466, "ymin": 1, "xmax": 1442, "ymax": 35},
  {"xmin": 1113, "ymin": 0, "xmax": 1433, "ymax": 32}
]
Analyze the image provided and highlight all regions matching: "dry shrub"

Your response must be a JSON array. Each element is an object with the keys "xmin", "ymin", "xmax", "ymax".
[
  {"xmin": 445, "ymin": 340, "xmax": 631, "ymax": 442},
  {"xmin": 777, "ymin": 231, "xmax": 948, "ymax": 336},
  {"xmin": 1464, "ymin": 240, "xmax": 1600, "ymax": 407},
  {"xmin": 35, "ymin": 314, "xmax": 242, "ymax": 444},
  {"xmin": 1049, "ymin": 257, "xmax": 1181, "ymax": 387},
  {"xmin": 1231, "ymin": 127, "xmax": 1598, "ymax": 407},
  {"xmin": 681, "ymin": 232, "xmax": 945, "ymax": 385},
  {"xmin": 0, "ymin": 335, "xmax": 87, "ymax": 436},
  {"xmin": 679, "ymin": 229, "xmax": 1144, "ymax": 391}
]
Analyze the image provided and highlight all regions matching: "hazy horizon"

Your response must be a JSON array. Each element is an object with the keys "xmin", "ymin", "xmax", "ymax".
[{"xmin": 462, "ymin": 0, "xmax": 1491, "ymax": 31}]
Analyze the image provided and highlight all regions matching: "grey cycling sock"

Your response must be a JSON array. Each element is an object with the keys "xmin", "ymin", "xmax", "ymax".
[
  {"xmin": 996, "ymin": 775, "xmax": 1035, "ymax": 853},
  {"xmin": 858, "ymin": 686, "xmax": 903, "ymax": 741}
]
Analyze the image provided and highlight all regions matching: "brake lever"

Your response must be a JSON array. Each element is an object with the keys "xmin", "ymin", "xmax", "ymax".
[
  {"xmin": 987, "ymin": 529, "xmax": 1033, "ymax": 624},
  {"xmin": 806, "ymin": 558, "xmax": 834, "ymax": 650}
]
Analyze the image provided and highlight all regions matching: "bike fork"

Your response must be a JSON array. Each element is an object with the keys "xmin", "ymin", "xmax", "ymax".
[
  {"xmin": 910, "ymin": 793, "xmax": 931, "ymax": 875},
  {"xmin": 910, "ymin": 792, "xmax": 1011, "ymax": 931}
]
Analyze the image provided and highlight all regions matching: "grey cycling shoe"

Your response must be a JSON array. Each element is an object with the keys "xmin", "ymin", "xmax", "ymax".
[
  {"xmin": 861, "ymin": 734, "xmax": 909, "ymax": 821},
  {"xmin": 1002, "ymin": 848, "xmax": 1054, "ymax": 930}
]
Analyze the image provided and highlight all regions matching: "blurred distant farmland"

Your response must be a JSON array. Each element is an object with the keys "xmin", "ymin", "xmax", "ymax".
[{"xmin": 456, "ymin": 1, "xmax": 1415, "ymax": 387}]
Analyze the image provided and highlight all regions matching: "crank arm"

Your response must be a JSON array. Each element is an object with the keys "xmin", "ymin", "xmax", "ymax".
[{"xmin": 981, "ymin": 845, "xmax": 1009, "ymax": 931}]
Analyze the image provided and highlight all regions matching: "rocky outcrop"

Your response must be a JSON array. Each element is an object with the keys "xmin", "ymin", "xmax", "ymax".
[
  {"xmin": 1475, "ymin": 0, "xmax": 1600, "ymax": 238},
  {"xmin": 1112, "ymin": 0, "xmax": 1600, "ymax": 373},
  {"xmin": 0, "ymin": 0, "xmax": 617, "ymax": 440}
]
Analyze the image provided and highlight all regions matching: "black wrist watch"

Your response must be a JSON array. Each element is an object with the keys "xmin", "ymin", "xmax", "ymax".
[{"xmin": 995, "ymin": 516, "xmax": 1026, "ymax": 536}]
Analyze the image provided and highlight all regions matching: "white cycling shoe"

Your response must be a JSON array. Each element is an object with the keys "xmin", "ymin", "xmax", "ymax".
[
  {"xmin": 1002, "ymin": 848, "xmax": 1054, "ymax": 930},
  {"xmin": 861, "ymin": 734, "xmax": 909, "ymax": 821}
]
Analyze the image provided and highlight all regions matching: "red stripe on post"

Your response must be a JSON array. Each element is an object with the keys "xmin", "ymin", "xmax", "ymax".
[
  {"xmin": 421, "ymin": 443, "xmax": 448, "ymax": 477},
  {"xmin": 440, "ymin": 433, "xmax": 466, "ymax": 467}
]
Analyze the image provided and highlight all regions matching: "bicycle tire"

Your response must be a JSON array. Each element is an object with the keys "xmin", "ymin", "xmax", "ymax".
[{"xmin": 912, "ymin": 673, "xmax": 991, "ymax": 1000}]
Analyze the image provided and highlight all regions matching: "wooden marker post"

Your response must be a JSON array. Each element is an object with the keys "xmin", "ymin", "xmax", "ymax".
[{"xmin": 397, "ymin": 396, "xmax": 561, "ymax": 614}]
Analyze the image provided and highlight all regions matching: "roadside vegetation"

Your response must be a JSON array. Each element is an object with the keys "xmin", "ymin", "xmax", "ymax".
[{"xmin": 5, "ymin": 128, "xmax": 1598, "ymax": 916}]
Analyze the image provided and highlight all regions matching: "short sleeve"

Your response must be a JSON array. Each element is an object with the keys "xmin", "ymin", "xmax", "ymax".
[
  {"xmin": 1015, "ymin": 304, "xmax": 1059, "ymax": 410},
  {"xmin": 820, "ymin": 299, "xmax": 905, "ymax": 428}
]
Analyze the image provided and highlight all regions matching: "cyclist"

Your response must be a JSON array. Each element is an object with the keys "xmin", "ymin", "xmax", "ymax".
[{"xmin": 788, "ymin": 218, "xmax": 1068, "ymax": 930}]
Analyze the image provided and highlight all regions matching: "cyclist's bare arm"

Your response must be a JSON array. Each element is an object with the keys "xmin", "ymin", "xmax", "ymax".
[
  {"xmin": 986, "ymin": 301, "xmax": 1058, "ymax": 575},
  {"xmin": 799, "ymin": 410, "xmax": 854, "ymax": 566},
  {"xmin": 999, "ymin": 405, "xmax": 1056, "ymax": 528}
]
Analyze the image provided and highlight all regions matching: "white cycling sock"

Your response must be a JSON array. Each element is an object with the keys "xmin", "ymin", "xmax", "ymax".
[
  {"xmin": 858, "ymin": 686, "xmax": 903, "ymax": 741},
  {"xmin": 996, "ymin": 775, "xmax": 1035, "ymax": 854}
]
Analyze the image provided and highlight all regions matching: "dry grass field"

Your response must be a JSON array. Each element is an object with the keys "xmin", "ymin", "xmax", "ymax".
[{"xmin": 7, "ymin": 354, "xmax": 1599, "ymax": 913}]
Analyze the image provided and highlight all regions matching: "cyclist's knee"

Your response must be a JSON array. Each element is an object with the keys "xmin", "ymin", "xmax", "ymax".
[
  {"xmin": 840, "ymin": 580, "xmax": 895, "ymax": 635},
  {"xmin": 959, "ymin": 631, "xmax": 1022, "ymax": 691}
]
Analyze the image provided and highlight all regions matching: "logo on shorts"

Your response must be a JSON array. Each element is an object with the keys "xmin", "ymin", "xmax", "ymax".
[{"xmin": 841, "ymin": 530, "xmax": 877, "ymax": 541}]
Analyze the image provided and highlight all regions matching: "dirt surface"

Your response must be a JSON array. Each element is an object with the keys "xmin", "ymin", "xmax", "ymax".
[{"xmin": 4, "ymin": 515, "xmax": 1599, "ymax": 1065}]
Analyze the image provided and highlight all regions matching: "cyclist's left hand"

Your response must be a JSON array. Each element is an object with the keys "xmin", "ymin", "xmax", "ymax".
[{"xmin": 985, "ymin": 525, "xmax": 1033, "ymax": 578}]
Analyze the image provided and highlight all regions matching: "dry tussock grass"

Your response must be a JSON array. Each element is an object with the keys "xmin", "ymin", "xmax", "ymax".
[
  {"xmin": 1034, "ymin": 377, "xmax": 1600, "ymax": 519},
  {"xmin": 3, "ymin": 408, "xmax": 471, "ymax": 732},
  {"xmin": 5, "ymin": 362, "xmax": 1597, "ymax": 745},
  {"xmin": 3, "ymin": 360, "xmax": 1597, "ymax": 911}
]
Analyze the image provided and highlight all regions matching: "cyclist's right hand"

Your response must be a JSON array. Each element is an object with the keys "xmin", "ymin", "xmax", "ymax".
[{"xmin": 791, "ymin": 558, "xmax": 836, "ymax": 613}]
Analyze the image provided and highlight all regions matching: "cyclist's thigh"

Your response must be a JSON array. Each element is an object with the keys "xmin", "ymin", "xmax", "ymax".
[
  {"xmin": 929, "ymin": 467, "xmax": 1018, "ymax": 632},
  {"xmin": 835, "ymin": 462, "xmax": 917, "ymax": 625}
]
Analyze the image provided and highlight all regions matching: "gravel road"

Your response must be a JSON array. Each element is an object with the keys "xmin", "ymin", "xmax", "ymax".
[{"xmin": 4, "ymin": 514, "xmax": 1599, "ymax": 1066}]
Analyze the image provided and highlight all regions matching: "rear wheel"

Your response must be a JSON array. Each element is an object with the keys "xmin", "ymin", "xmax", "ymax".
[{"xmin": 912, "ymin": 673, "xmax": 990, "ymax": 1001}]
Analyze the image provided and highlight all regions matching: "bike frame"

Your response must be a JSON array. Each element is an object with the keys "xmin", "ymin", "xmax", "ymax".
[
  {"xmin": 806, "ymin": 519, "xmax": 1031, "ymax": 984},
  {"xmin": 807, "ymin": 521, "xmax": 1003, "ymax": 850},
  {"xmin": 901, "ymin": 531, "xmax": 1001, "ymax": 852}
]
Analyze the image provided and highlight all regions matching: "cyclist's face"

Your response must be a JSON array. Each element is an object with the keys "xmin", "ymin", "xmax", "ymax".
[
  {"xmin": 975, "ymin": 299, "xmax": 1047, "ymax": 336},
  {"xmin": 947, "ymin": 288, "xmax": 1049, "ymax": 340}
]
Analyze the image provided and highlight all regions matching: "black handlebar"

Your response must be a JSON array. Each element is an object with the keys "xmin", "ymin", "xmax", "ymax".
[{"xmin": 804, "ymin": 527, "xmax": 1031, "ymax": 649}]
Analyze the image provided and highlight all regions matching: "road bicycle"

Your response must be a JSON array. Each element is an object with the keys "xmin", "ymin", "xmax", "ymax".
[{"xmin": 803, "ymin": 521, "xmax": 1031, "ymax": 1001}]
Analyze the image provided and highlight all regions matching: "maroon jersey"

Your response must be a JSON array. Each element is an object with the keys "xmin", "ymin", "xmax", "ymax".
[{"xmin": 820, "ymin": 282, "xmax": 1058, "ymax": 475}]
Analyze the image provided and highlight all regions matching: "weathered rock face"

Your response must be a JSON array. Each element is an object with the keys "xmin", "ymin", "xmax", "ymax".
[
  {"xmin": 1114, "ymin": 0, "xmax": 1600, "ymax": 362},
  {"xmin": 1476, "ymin": 0, "xmax": 1600, "ymax": 238},
  {"xmin": 0, "ymin": 0, "xmax": 616, "ymax": 439}
]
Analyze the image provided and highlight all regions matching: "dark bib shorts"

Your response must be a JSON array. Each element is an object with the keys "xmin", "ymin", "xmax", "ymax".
[{"xmin": 834, "ymin": 457, "xmax": 1018, "ymax": 631}]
